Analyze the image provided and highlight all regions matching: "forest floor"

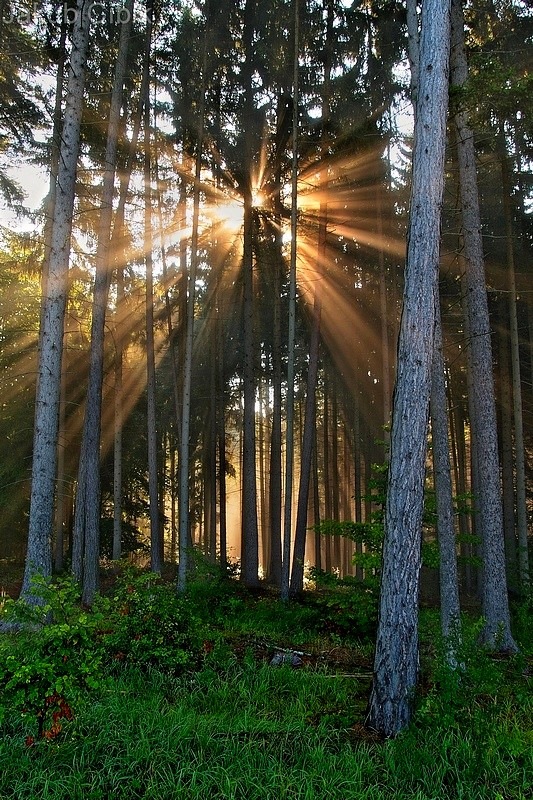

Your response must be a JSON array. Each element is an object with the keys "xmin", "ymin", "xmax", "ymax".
[{"xmin": 0, "ymin": 561, "xmax": 532, "ymax": 799}]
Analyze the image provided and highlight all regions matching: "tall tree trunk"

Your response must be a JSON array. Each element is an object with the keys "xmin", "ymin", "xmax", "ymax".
[
  {"xmin": 431, "ymin": 305, "xmax": 461, "ymax": 648},
  {"xmin": 177, "ymin": 24, "xmax": 208, "ymax": 592},
  {"xmin": 241, "ymin": 190, "xmax": 259, "ymax": 586},
  {"xmin": 497, "ymin": 300, "xmax": 517, "ymax": 583},
  {"xmin": 71, "ymin": 1, "xmax": 134, "ymax": 604},
  {"xmin": 500, "ymin": 148, "xmax": 529, "ymax": 591},
  {"xmin": 290, "ymin": 0, "xmax": 331, "ymax": 594},
  {"xmin": 23, "ymin": 0, "xmax": 92, "ymax": 600},
  {"xmin": 450, "ymin": 0, "xmax": 517, "ymax": 650},
  {"xmin": 240, "ymin": 0, "xmax": 260, "ymax": 588},
  {"xmin": 368, "ymin": 0, "xmax": 451, "ymax": 737},
  {"xmin": 112, "ymin": 267, "xmax": 123, "ymax": 562},
  {"xmin": 268, "ymin": 237, "xmax": 282, "ymax": 584},
  {"xmin": 290, "ymin": 283, "xmax": 321, "ymax": 593},
  {"xmin": 144, "ymin": 7, "xmax": 161, "ymax": 573},
  {"xmin": 280, "ymin": 0, "xmax": 300, "ymax": 600}
]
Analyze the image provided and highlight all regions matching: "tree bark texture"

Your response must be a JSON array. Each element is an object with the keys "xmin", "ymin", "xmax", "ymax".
[
  {"xmin": 450, "ymin": 0, "xmax": 517, "ymax": 650},
  {"xmin": 431, "ymin": 304, "xmax": 461, "ymax": 645},
  {"xmin": 23, "ymin": 0, "xmax": 92, "ymax": 599},
  {"xmin": 368, "ymin": 0, "xmax": 451, "ymax": 737}
]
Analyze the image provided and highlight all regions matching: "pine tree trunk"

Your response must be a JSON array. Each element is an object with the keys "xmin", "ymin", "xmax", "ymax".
[
  {"xmin": 281, "ymin": 0, "xmax": 300, "ymax": 600},
  {"xmin": 368, "ymin": 0, "xmax": 451, "ymax": 736},
  {"xmin": 497, "ymin": 300, "xmax": 517, "ymax": 583},
  {"xmin": 500, "ymin": 148, "xmax": 529, "ymax": 591},
  {"xmin": 450, "ymin": 0, "xmax": 517, "ymax": 650},
  {"xmin": 431, "ymin": 305, "xmax": 461, "ymax": 646},
  {"xmin": 177, "ymin": 27, "xmax": 208, "ymax": 592},
  {"xmin": 23, "ymin": 0, "xmax": 92, "ymax": 600},
  {"xmin": 71, "ymin": 1, "xmax": 134, "ymax": 604}
]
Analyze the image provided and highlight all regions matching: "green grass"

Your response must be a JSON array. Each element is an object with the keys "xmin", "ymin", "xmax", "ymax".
[
  {"xmin": 0, "ymin": 577, "xmax": 531, "ymax": 799},
  {"xmin": 0, "ymin": 658, "xmax": 530, "ymax": 800}
]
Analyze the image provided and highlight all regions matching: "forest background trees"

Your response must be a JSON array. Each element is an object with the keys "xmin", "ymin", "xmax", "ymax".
[{"xmin": 0, "ymin": 0, "xmax": 531, "ymax": 723}]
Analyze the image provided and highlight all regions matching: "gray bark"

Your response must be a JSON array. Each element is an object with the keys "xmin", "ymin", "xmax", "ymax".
[
  {"xmin": 177, "ymin": 29, "xmax": 208, "ymax": 593},
  {"xmin": 22, "ymin": 0, "xmax": 92, "ymax": 600},
  {"xmin": 431, "ymin": 305, "xmax": 461, "ymax": 648},
  {"xmin": 500, "ymin": 150, "xmax": 529, "ymax": 590},
  {"xmin": 368, "ymin": 0, "xmax": 451, "ymax": 737},
  {"xmin": 450, "ymin": 0, "xmax": 517, "ymax": 650},
  {"xmin": 280, "ymin": 0, "xmax": 300, "ymax": 601},
  {"xmin": 71, "ymin": 1, "xmax": 133, "ymax": 604}
]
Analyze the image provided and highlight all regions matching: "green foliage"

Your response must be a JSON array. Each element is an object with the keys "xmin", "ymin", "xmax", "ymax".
[
  {"xmin": 418, "ymin": 615, "xmax": 530, "ymax": 730},
  {"xmin": 105, "ymin": 569, "xmax": 202, "ymax": 674},
  {"xmin": 0, "ymin": 576, "xmax": 107, "ymax": 740},
  {"xmin": 305, "ymin": 569, "xmax": 378, "ymax": 639}
]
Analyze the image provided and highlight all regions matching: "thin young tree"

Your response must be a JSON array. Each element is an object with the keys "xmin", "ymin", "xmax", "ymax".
[{"xmin": 368, "ymin": 0, "xmax": 452, "ymax": 737}]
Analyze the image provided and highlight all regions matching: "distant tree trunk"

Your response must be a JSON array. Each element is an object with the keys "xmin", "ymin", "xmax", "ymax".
[
  {"xmin": 500, "ymin": 147, "xmax": 529, "ymax": 591},
  {"xmin": 268, "ymin": 223, "xmax": 282, "ymax": 585},
  {"xmin": 110, "ymin": 74, "xmax": 147, "ymax": 563},
  {"xmin": 177, "ymin": 26, "xmax": 208, "ymax": 592},
  {"xmin": 291, "ymin": 0, "xmax": 331, "ymax": 593},
  {"xmin": 497, "ymin": 300, "xmax": 517, "ymax": 583},
  {"xmin": 241, "ymin": 189, "xmax": 260, "ymax": 586},
  {"xmin": 71, "ymin": 0, "xmax": 133, "ymax": 605},
  {"xmin": 23, "ymin": 0, "xmax": 92, "ymax": 600},
  {"xmin": 431, "ymin": 305, "xmax": 461, "ymax": 648},
  {"xmin": 113, "ymin": 269, "xmax": 123, "ymax": 562},
  {"xmin": 450, "ymin": 0, "xmax": 517, "ymax": 650},
  {"xmin": 290, "ymin": 281, "xmax": 321, "ymax": 593},
  {"xmin": 144, "ymin": 15, "xmax": 161, "ymax": 573},
  {"xmin": 240, "ymin": 0, "xmax": 260, "ymax": 588},
  {"xmin": 368, "ymin": 0, "xmax": 451, "ymax": 737},
  {"xmin": 217, "ymin": 303, "xmax": 228, "ymax": 571},
  {"xmin": 312, "ymin": 429, "xmax": 322, "ymax": 571},
  {"xmin": 281, "ymin": 0, "xmax": 300, "ymax": 600}
]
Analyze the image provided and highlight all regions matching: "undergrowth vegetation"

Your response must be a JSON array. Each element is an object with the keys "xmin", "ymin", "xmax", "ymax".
[{"xmin": 0, "ymin": 566, "xmax": 531, "ymax": 799}]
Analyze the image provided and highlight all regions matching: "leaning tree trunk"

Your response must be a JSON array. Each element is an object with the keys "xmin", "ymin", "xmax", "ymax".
[
  {"xmin": 368, "ymin": 0, "xmax": 451, "ymax": 737},
  {"xmin": 450, "ymin": 0, "xmax": 517, "ymax": 650},
  {"xmin": 22, "ymin": 0, "xmax": 92, "ymax": 600}
]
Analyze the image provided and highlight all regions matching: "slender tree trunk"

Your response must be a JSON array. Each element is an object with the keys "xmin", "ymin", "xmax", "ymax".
[
  {"xmin": 177, "ymin": 25, "xmax": 208, "ymax": 592},
  {"xmin": 113, "ymin": 270, "xmax": 123, "ymax": 561},
  {"xmin": 23, "ymin": 0, "xmax": 92, "ymax": 600},
  {"xmin": 280, "ymin": 0, "xmax": 300, "ymax": 600},
  {"xmin": 241, "ymin": 189, "xmax": 259, "ymax": 586},
  {"xmin": 71, "ymin": 1, "xmax": 133, "ymax": 604},
  {"xmin": 144, "ymin": 19, "xmax": 161, "ymax": 573},
  {"xmin": 268, "ymin": 221, "xmax": 282, "ymax": 584},
  {"xmin": 368, "ymin": 0, "xmax": 451, "ymax": 736},
  {"xmin": 290, "ymin": 283, "xmax": 321, "ymax": 593},
  {"xmin": 431, "ymin": 305, "xmax": 461, "ymax": 648},
  {"xmin": 497, "ymin": 300, "xmax": 517, "ymax": 583},
  {"xmin": 500, "ymin": 148, "xmax": 529, "ymax": 590},
  {"xmin": 450, "ymin": 0, "xmax": 517, "ymax": 650}
]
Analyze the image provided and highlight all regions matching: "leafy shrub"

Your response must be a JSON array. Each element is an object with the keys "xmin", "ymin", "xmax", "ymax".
[
  {"xmin": 0, "ymin": 575, "xmax": 107, "ymax": 740},
  {"xmin": 105, "ymin": 569, "xmax": 202, "ymax": 674},
  {"xmin": 306, "ymin": 579, "xmax": 378, "ymax": 639}
]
